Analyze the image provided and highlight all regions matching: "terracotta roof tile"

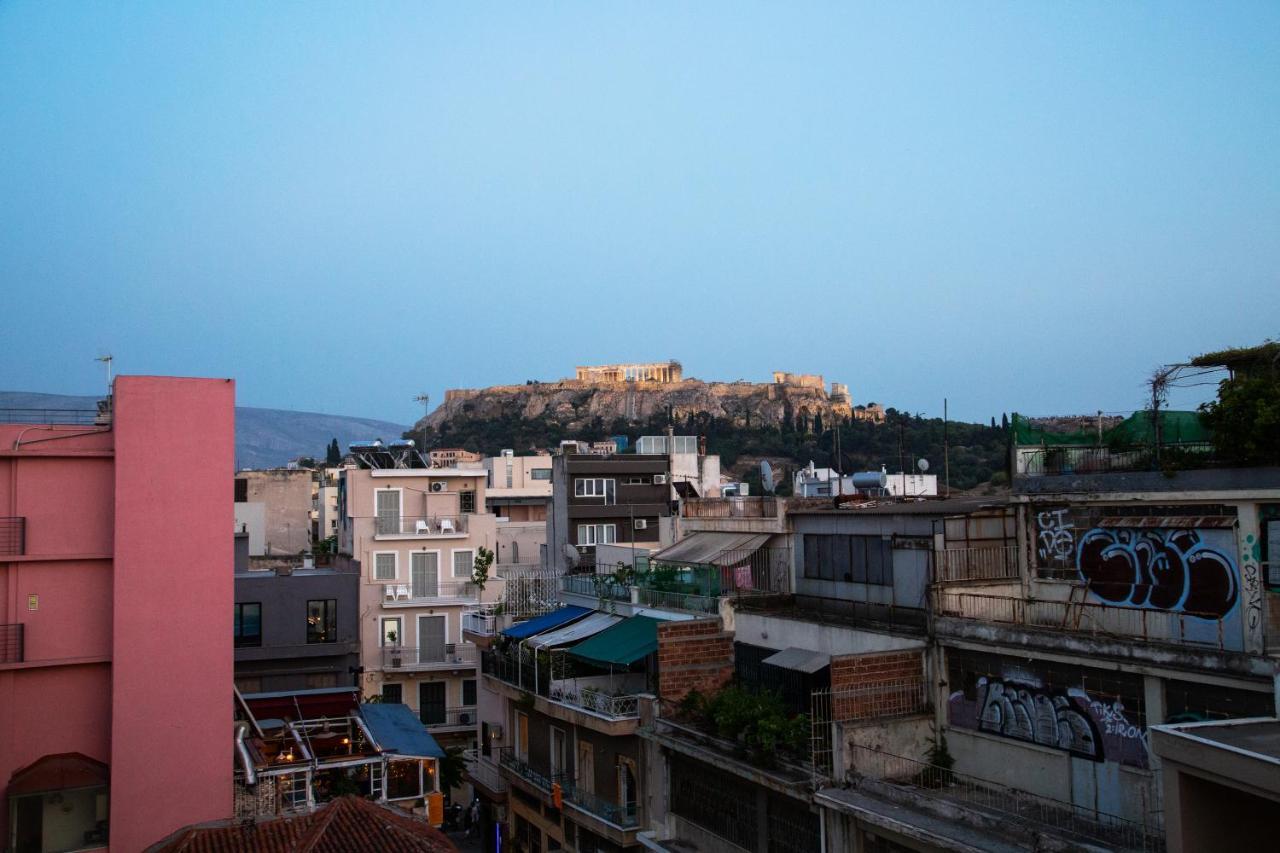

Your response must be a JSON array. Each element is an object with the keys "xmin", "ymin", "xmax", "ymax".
[{"xmin": 148, "ymin": 796, "xmax": 455, "ymax": 853}]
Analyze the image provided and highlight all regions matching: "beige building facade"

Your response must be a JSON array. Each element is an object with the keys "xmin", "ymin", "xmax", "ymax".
[
  {"xmin": 484, "ymin": 452, "xmax": 553, "ymax": 568},
  {"xmin": 339, "ymin": 465, "xmax": 503, "ymax": 752}
]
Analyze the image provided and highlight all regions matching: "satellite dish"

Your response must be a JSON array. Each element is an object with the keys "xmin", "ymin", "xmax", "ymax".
[
  {"xmin": 917, "ymin": 458, "xmax": 930, "ymax": 472},
  {"xmin": 760, "ymin": 460, "xmax": 775, "ymax": 494}
]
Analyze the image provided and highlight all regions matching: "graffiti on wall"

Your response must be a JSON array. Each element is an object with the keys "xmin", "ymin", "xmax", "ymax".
[
  {"xmin": 948, "ymin": 672, "xmax": 1148, "ymax": 769},
  {"xmin": 1077, "ymin": 528, "xmax": 1238, "ymax": 618},
  {"xmin": 1036, "ymin": 509, "xmax": 1076, "ymax": 567},
  {"xmin": 1241, "ymin": 533, "xmax": 1262, "ymax": 643}
]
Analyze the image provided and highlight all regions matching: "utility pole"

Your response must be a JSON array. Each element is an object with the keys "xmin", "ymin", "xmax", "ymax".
[{"xmin": 944, "ymin": 398, "xmax": 951, "ymax": 498}]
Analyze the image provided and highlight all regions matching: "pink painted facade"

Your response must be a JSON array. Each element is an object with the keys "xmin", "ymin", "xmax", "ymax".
[{"xmin": 0, "ymin": 376, "xmax": 234, "ymax": 852}]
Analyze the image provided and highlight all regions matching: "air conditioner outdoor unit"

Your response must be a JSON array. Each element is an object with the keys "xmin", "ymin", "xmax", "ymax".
[
  {"xmin": 459, "ymin": 712, "xmax": 473, "ymax": 725},
  {"xmin": 431, "ymin": 482, "xmax": 445, "ymax": 492},
  {"xmin": 653, "ymin": 474, "xmax": 667, "ymax": 485},
  {"xmin": 634, "ymin": 519, "xmax": 648, "ymax": 530}
]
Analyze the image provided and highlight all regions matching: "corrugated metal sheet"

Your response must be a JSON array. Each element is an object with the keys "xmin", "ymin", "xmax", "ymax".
[
  {"xmin": 654, "ymin": 532, "xmax": 770, "ymax": 565},
  {"xmin": 762, "ymin": 646, "xmax": 831, "ymax": 674},
  {"xmin": 1099, "ymin": 515, "xmax": 1236, "ymax": 529}
]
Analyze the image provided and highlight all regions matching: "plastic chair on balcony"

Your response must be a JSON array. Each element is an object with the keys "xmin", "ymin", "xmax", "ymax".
[
  {"xmin": 415, "ymin": 519, "xmax": 430, "ymax": 535},
  {"xmin": 439, "ymin": 518, "xmax": 456, "ymax": 535},
  {"xmin": 384, "ymin": 584, "xmax": 397, "ymax": 602},
  {"xmin": 396, "ymin": 583, "xmax": 411, "ymax": 600}
]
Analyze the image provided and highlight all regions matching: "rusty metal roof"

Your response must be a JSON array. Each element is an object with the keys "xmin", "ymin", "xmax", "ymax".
[{"xmin": 1097, "ymin": 515, "xmax": 1236, "ymax": 529}]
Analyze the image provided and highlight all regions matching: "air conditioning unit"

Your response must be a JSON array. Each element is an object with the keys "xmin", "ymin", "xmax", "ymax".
[
  {"xmin": 458, "ymin": 712, "xmax": 473, "ymax": 725},
  {"xmin": 653, "ymin": 474, "xmax": 667, "ymax": 485},
  {"xmin": 431, "ymin": 482, "xmax": 446, "ymax": 493},
  {"xmin": 634, "ymin": 519, "xmax": 648, "ymax": 530}
]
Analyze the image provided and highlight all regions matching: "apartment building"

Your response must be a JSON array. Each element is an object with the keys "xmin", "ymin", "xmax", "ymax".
[
  {"xmin": 484, "ymin": 451, "xmax": 553, "ymax": 569},
  {"xmin": 0, "ymin": 376, "xmax": 234, "ymax": 852},
  {"xmin": 340, "ymin": 447, "xmax": 503, "ymax": 757},
  {"xmin": 428, "ymin": 447, "xmax": 484, "ymax": 468},
  {"xmin": 233, "ymin": 533, "xmax": 361, "ymax": 694},
  {"xmin": 548, "ymin": 451, "xmax": 674, "ymax": 573}
]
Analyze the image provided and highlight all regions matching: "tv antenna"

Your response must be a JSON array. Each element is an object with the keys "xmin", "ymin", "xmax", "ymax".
[
  {"xmin": 414, "ymin": 393, "xmax": 430, "ymax": 416},
  {"xmin": 95, "ymin": 354, "xmax": 114, "ymax": 390}
]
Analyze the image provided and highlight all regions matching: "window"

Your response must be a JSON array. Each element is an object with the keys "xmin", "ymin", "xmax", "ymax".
[
  {"xmin": 234, "ymin": 603, "xmax": 261, "ymax": 648},
  {"xmin": 506, "ymin": 464, "xmax": 513, "ymax": 488},
  {"xmin": 381, "ymin": 617, "xmax": 402, "ymax": 647},
  {"xmin": 623, "ymin": 476, "xmax": 650, "ymax": 485},
  {"xmin": 516, "ymin": 711, "xmax": 529, "ymax": 761},
  {"xmin": 453, "ymin": 549, "xmax": 474, "ymax": 578},
  {"xmin": 374, "ymin": 552, "xmax": 397, "ymax": 580},
  {"xmin": 460, "ymin": 490, "xmax": 476, "ymax": 514},
  {"xmin": 306, "ymin": 599, "xmax": 337, "ymax": 644},
  {"xmin": 550, "ymin": 727, "xmax": 567, "ymax": 778},
  {"xmin": 420, "ymin": 682, "xmax": 446, "ymax": 725},
  {"xmin": 376, "ymin": 489, "xmax": 401, "ymax": 535},
  {"xmin": 411, "ymin": 551, "xmax": 439, "ymax": 597},
  {"xmin": 463, "ymin": 678, "xmax": 477, "ymax": 707},
  {"xmin": 512, "ymin": 541, "xmax": 519, "ymax": 563},
  {"xmin": 576, "ymin": 524, "xmax": 617, "ymax": 547},
  {"xmin": 574, "ymin": 478, "xmax": 616, "ymax": 503},
  {"xmin": 234, "ymin": 477, "xmax": 248, "ymax": 502},
  {"xmin": 531, "ymin": 468, "xmax": 552, "ymax": 480},
  {"xmin": 382, "ymin": 683, "xmax": 403, "ymax": 704}
]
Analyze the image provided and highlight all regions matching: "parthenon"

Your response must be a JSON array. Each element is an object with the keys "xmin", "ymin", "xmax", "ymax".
[{"xmin": 575, "ymin": 361, "xmax": 683, "ymax": 384}]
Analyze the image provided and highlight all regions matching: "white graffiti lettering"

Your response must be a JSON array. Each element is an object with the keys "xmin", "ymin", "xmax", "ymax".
[{"xmin": 1037, "ymin": 508, "xmax": 1076, "ymax": 565}]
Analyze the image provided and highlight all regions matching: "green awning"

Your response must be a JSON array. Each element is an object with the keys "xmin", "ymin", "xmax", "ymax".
[{"xmin": 568, "ymin": 616, "xmax": 661, "ymax": 668}]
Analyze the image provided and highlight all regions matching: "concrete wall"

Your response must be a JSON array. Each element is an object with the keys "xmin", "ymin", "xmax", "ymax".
[
  {"xmin": 236, "ymin": 468, "xmax": 313, "ymax": 554},
  {"xmin": 110, "ymin": 376, "xmax": 235, "ymax": 850},
  {"xmin": 234, "ymin": 500, "xmax": 266, "ymax": 555},
  {"xmin": 495, "ymin": 519, "xmax": 546, "ymax": 569},
  {"xmin": 733, "ymin": 611, "xmax": 927, "ymax": 657}
]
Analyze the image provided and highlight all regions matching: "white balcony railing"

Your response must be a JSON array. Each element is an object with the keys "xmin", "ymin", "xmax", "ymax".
[
  {"xmin": 462, "ymin": 610, "xmax": 497, "ymax": 636},
  {"xmin": 464, "ymin": 749, "xmax": 507, "ymax": 794},
  {"xmin": 383, "ymin": 580, "xmax": 478, "ymax": 603},
  {"xmin": 424, "ymin": 706, "xmax": 478, "ymax": 729},
  {"xmin": 374, "ymin": 515, "xmax": 468, "ymax": 537},
  {"xmin": 382, "ymin": 642, "xmax": 478, "ymax": 670}
]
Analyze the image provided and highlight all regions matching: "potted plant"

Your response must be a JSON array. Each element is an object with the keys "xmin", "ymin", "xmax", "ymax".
[{"xmin": 386, "ymin": 630, "xmax": 401, "ymax": 667}]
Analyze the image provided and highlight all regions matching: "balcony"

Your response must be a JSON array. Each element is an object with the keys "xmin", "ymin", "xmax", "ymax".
[
  {"xmin": 1, "ymin": 623, "xmax": 24, "ymax": 664},
  {"xmin": 381, "ymin": 642, "xmax": 478, "ymax": 671},
  {"xmin": 827, "ymin": 744, "xmax": 1163, "ymax": 853},
  {"xmin": 482, "ymin": 650, "xmax": 644, "ymax": 722},
  {"xmin": 462, "ymin": 610, "xmax": 497, "ymax": 637},
  {"xmin": 682, "ymin": 497, "xmax": 777, "ymax": 518},
  {"xmin": 1017, "ymin": 442, "xmax": 1219, "ymax": 477},
  {"xmin": 561, "ymin": 573, "xmax": 628, "ymax": 602},
  {"xmin": 934, "ymin": 545, "xmax": 1019, "ymax": 584},
  {"xmin": 934, "ymin": 588, "xmax": 1239, "ymax": 652},
  {"xmin": 463, "ymin": 748, "xmax": 507, "ymax": 795},
  {"xmin": 423, "ymin": 706, "xmax": 478, "ymax": 731},
  {"xmin": 498, "ymin": 748, "xmax": 639, "ymax": 829},
  {"xmin": 374, "ymin": 515, "xmax": 468, "ymax": 539},
  {"xmin": 634, "ymin": 587, "xmax": 718, "ymax": 614},
  {"xmin": 0, "ymin": 517, "xmax": 25, "ymax": 556},
  {"xmin": 382, "ymin": 580, "xmax": 478, "ymax": 604}
]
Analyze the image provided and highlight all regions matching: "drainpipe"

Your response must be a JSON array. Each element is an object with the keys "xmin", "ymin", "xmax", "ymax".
[{"xmin": 235, "ymin": 724, "xmax": 257, "ymax": 785}]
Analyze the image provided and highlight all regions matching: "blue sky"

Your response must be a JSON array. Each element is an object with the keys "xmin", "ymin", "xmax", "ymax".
[{"xmin": 2, "ymin": 2, "xmax": 1276, "ymax": 425}]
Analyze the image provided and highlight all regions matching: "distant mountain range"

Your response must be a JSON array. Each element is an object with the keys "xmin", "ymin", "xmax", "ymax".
[{"xmin": 0, "ymin": 390, "xmax": 407, "ymax": 470}]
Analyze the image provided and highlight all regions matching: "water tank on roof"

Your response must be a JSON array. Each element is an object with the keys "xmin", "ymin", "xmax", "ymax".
[{"xmin": 852, "ymin": 470, "xmax": 888, "ymax": 490}]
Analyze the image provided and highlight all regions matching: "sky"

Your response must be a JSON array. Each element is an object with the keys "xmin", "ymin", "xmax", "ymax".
[{"xmin": 1, "ymin": 2, "xmax": 1277, "ymax": 426}]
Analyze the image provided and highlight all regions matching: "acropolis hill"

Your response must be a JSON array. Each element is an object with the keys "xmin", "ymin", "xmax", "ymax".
[{"xmin": 417, "ymin": 363, "xmax": 884, "ymax": 434}]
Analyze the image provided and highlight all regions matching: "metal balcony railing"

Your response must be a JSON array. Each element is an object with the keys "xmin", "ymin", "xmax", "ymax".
[
  {"xmin": 382, "ymin": 580, "xmax": 478, "ymax": 602},
  {"xmin": 0, "ymin": 408, "xmax": 101, "ymax": 425},
  {"xmin": 934, "ymin": 589, "xmax": 1232, "ymax": 651},
  {"xmin": 0, "ymin": 517, "xmax": 25, "ymax": 556},
  {"xmin": 548, "ymin": 685, "xmax": 641, "ymax": 719},
  {"xmin": 498, "ymin": 749, "xmax": 639, "ymax": 828},
  {"xmin": 561, "ymin": 573, "xmax": 629, "ymax": 601},
  {"xmin": 382, "ymin": 643, "xmax": 478, "ymax": 670},
  {"xmin": 634, "ymin": 587, "xmax": 718, "ymax": 614},
  {"xmin": 483, "ymin": 651, "xmax": 643, "ymax": 720},
  {"xmin": 1, "ymin": 624, "xmax": 23, "ymax": 664},
  {"xmin": 462, "ymin": 610, "xmax": 497, "ymax": 636},
  {"xmin": 1018, "ymin": 442, "xmax": 1219, "ymax": 477},
  {"xmin": 935, "ymin": 545, "xmax": 1019, "ymax": 583},
  {"xmin": 374, "ymin": 515, "xmax": 468, "ymax": 537},
  {"xmin": 422, "ymin": 706, "xmax": 478, "ymax": 729},
  {"xmin": 842, "ymin": 744, "xmax": 1163, "ymax": 852},
  {"xmin": 464, "ymin": 749, "xmax": 507, "ymax": 794},
  {"xmin": 682, "ymin": 497, "xmax": 778, "ymax": 518}
]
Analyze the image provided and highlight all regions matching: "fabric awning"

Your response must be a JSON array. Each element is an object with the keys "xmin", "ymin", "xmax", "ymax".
[
  {"xmin": 527, "ymin": 612, "xmax": 622, "ymax": 649},
  {"xmin": 360, "ymin": 703, "xmax": 445, "ymax": 759},
  {"xmin": 653, "ymin": 532, "xmax": 770, "ymax": 566},
  {"xmin": 762, "ymin": 647, "xmax": 831, "ymax": 674},
  {"xmin": 501, "ymin": 605, "xmax": 590, "ymax": 640},
  {"xmin": 569, "ymin": 616, "xmax": 661, "ymax": 668}
]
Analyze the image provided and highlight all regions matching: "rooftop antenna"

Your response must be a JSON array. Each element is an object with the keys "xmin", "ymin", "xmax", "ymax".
[
  {"xmin": 414, "ymin": 393, "xmax": 430, "ymax": 417},
  {"xmin": 95, "ymin": 354, "xmax": 113, "ymax": 391}
]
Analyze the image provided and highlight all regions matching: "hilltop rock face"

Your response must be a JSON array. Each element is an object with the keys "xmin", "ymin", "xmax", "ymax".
[{"xmin": 415, "ymin": 379, "xmax": 868, "ymax": 434}]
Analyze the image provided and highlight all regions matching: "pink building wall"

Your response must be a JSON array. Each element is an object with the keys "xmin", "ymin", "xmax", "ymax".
[{"xmin": 0, "ymin": 376, "xmax": 235, "ymax": 851}]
